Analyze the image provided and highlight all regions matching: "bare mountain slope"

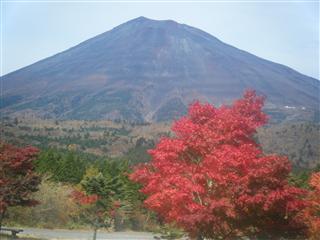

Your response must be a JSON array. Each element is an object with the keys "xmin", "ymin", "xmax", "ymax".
[{"xmin": 2, "ymin": 17, "xmax": 319, "ymax": 122}]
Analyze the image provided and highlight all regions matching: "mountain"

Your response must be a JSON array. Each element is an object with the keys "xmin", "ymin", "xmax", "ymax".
[{"xmin": 2, "ymin": 17, "xmax": 319, "ymax": 122}]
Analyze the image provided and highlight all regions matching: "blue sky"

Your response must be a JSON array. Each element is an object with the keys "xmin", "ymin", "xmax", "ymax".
[{"xmin": 1, "ymin": 1, "xmax": 319, "ymax": 79}]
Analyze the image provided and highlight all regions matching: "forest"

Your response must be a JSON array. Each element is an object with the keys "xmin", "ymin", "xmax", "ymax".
[{"xmin": 1, "ymin": 91, "xmax": 319, "ymax": 240}]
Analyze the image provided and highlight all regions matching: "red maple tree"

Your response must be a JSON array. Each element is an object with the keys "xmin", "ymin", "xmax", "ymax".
[
  {"xmin": 301, "ymin": 172, "xmax": 320, "ymax": 239},
  {"xmin": 0, "ymin": 142, "xmax": 41, "ymax": 228},
  {"xmin": 130, "ymin": 90, "xmax": 307, "ymax": 239}
]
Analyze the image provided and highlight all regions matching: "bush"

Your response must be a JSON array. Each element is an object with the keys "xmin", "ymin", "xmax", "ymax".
[{"xmin": 5, "ymin": 179, "xmax": 79, "ymax": 229}]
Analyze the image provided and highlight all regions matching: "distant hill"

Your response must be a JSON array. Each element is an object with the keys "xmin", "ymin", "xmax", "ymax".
[
  {"xmin": 257, "ymin": 122, "xmax": 320, "ymax": 169},
  {"xmin": 1, "ymin": 117, "xmax": 319, "ymax": 169},
  {"xmin": 2, "ymin": 17, "xmax": 319, "ymax": 122}
]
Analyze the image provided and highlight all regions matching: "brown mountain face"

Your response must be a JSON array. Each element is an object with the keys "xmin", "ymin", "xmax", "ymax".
[{"xmin": 2, "ymin": 17, "xmax": 319, "ymax": 122}]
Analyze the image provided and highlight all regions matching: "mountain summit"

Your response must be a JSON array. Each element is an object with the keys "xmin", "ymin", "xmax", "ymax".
[{"xmin": 2, "ymin": 17, "xmax": 319, "ymax": 122}]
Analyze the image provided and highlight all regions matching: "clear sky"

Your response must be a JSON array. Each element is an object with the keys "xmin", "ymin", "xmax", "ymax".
[{"xmin": 1, "ymin": 0, "xmax": 319, "ymax": 79}]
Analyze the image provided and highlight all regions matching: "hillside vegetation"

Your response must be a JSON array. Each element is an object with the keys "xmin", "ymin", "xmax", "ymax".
[
  {"xmin": 1, "ymin": 117, "xmax": 319, "ymax": 168},
  {"xmin": 257, "ymin": 122, "xmax": 320, "ymax": 168}
]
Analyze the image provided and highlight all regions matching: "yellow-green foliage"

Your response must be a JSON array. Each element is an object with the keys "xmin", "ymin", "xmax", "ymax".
[
  {"xmin": 5, "ymin": 179, "xmax": 79, "ymax": 229},
  {"xmin": 83, "ymin": 166, "xmax": 100, "ymax": 179}
]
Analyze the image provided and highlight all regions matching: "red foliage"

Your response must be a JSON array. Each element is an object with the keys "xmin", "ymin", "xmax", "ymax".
[
  {"xmin": 113, "ymin": 200, "xmax": 121, "ymax": 209},
  {"xmin": 71, "ymin": 190, "xmax": 99, "ymax": 205},
  {"xmin": 301, "ymin": 172, "xmax": 320, "ymax": 239},
  {"xmin": 71, "ymin": 189, "xmax": 121, "ymax": 228},
  {"xmin": 130, "ymin": 90, "xmax": 307, "ymax": 239},
  {"xmin": 0, "ymin": 142, "xmax": 41, "ymax": 225}
]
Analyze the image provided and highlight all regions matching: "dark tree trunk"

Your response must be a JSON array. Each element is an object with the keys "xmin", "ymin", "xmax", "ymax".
[
  {"xmin": 0, "ymin": 210, "xmax": 6, "ymax": 230},
  {"xmin": 92, "ymin": 227, "xmax": 97, "ymax": 240},
  {"xmin": 196, "ymin": 234, "xmax": 203, "ymax": 240}
]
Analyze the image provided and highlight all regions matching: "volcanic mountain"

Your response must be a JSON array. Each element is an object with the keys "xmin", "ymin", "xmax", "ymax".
[{"xmin": 2, "ymin": 17, "xmax": 319, "ymax": 122}]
